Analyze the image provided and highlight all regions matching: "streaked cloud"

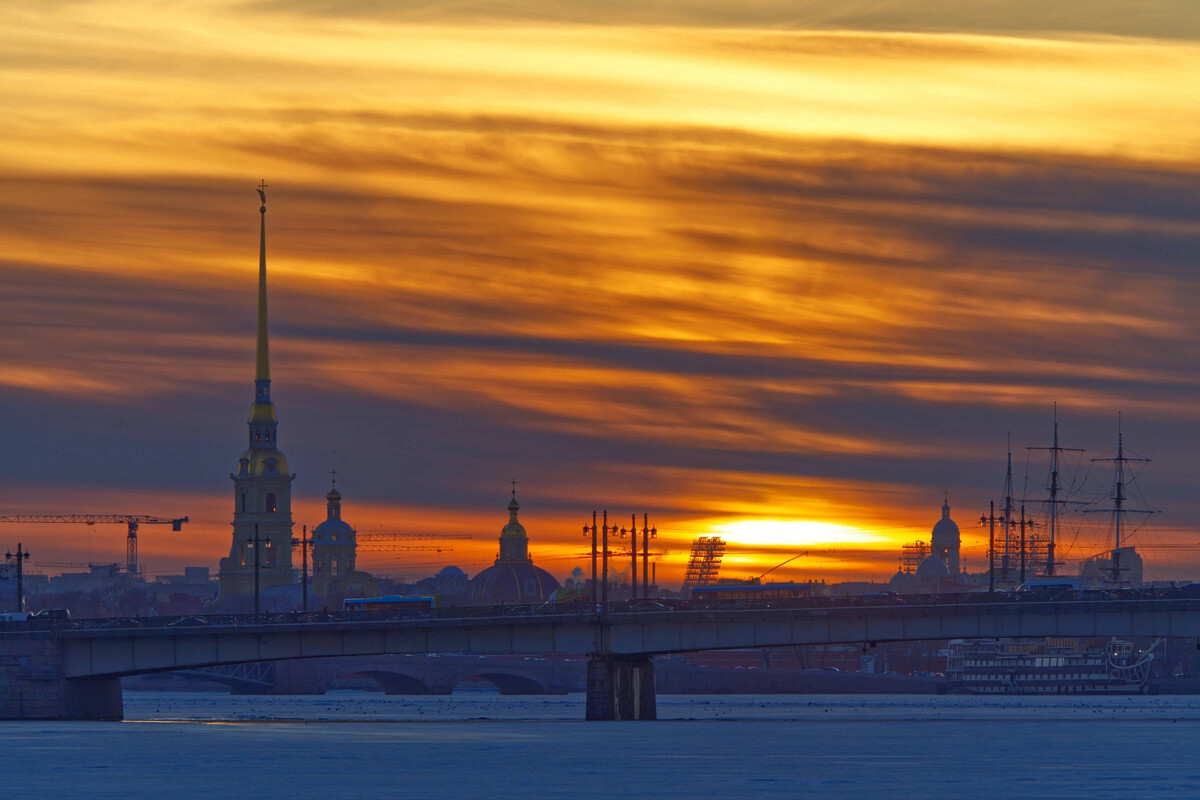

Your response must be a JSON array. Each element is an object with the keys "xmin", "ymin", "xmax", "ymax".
[{"xmin": 2, "ymin": 2, "xmax": 1200, "ymax": 584}]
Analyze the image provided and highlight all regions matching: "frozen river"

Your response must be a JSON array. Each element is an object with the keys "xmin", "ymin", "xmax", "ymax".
[{"xmin": 5, "ymin": 692, "xmax": 1200, "ymax": 797}]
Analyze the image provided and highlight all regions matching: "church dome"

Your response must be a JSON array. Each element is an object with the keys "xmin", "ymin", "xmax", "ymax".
[
  {"xmin": 502, "ymin": 494, "xmax": 526, "ymax": 539},
  {"xmin": 931, "ymin": 501, "xmax": 960, "ymax": 543},
  {"xmin": 467, "ymin": 562, "xmax": 559, "ymax": 605},
  {"xmin": 312, "ymin": 479, "xmax": 354, "ymax": 545},
  {"xmin": 889, "ymin": 570, "xmax": 915, "ymax": 590},
  {"xmin": 916, "ymin": 554, "xmax": 950, "ymax": 579},
  {"xmin": 312, "ymin": 516, "xmax": 354, "ymax": 544},
  {"xmin": 237, "ymin": 447, "xmax": 290, "ymax": 478},
  {"xmin": 466, "ymin": 487, "xmax": 559, "ymax": 604}
]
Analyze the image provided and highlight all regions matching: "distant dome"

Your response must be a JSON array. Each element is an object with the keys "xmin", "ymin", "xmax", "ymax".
[
  {"xmin": 931, "ymin": 501, "xmax": 960, "ymax": 543},
  {"xmin": 916, "ymin": 554, "xmax": 950, "ymax": 579},
  {"xmin": 312, "ymin": 480, "xmax": 354, "ymax": 545},
  {"xmin": 502, "ymin": 496, "xmax": 526, "ymax": 539},
  {"xmin": 312, "ymin": 516, "xmax": 354, "ymax": 544},
  {"xmin": 437, "ymin": 565, "xmax": 467, "ymax": 580},
  {"xmin": 468, "ymin": 563, "xmax": 559, "ymax": 604},
  {"xmin": 889, "ymin": 570, "xmax": 915, "ymax": 589},
  {"xmin": 466, "ymin": 487, "xmax": 560, "ymax": 604}
]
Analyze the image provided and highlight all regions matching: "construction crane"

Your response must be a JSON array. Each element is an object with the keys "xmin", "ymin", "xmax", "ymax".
[
  {"xmin": 0, "ymin": 515, "xmax": 188, "ymax": 577},
  {"xmin": 358, "ymin": 544, "xmax": 455, "ymax": 553},
  {"xmin": 358, "ymin": 533, "xmax": 472, "ymax": 543},
  {"xmin": 747, "ymin": 552, "xmax": 808, "ymax": 584},
  {"xmin": 355, "ymin": 532, "xmax": 469, "ymax": 554}
]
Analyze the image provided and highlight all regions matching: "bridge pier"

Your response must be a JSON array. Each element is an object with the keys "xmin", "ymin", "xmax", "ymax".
[
  {"xmin": 586, "ymin": 655, "xmax": 656, "ymax": 721},
  {"xmin": 1, "ymin": 637, "xmax": 123, "ymax": 720}
]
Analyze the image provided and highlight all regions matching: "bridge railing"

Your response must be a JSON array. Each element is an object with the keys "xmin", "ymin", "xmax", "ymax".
[{"xmin": 5, "ymin": 585, "xmax": 1200, "ymax": 635}]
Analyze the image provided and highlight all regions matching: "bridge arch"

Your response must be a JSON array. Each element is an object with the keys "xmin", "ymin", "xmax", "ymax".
[
  {"xmin": 456, "ymin": 672, "xmax": 548, "ymax": 695},
  {"xmin": 343, "ymin": 670, "xmax": 432, "ymax": 695}
]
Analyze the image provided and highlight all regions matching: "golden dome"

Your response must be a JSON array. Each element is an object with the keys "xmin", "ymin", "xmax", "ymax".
[
  {"xmin": 248, "ymin": 400, "xmax": 278, "ymax": 424},
  {"xmin": 238, "ymin": 447, "xmax": 290, "ymax": 477}
]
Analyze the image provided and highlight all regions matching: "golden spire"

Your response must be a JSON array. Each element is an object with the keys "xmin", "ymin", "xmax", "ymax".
[
  {"xmin": 248, "ymin": 181, "xmax": 278, "ymax": 434},
  {"xmin": 255, "ymin": 180, "xmax": 270, "ymax": 385}
]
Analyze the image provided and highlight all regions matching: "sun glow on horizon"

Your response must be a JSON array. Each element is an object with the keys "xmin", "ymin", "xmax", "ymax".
[{"xmin": 710, "ymin": 519, "xmax": 889, "ymax": 549}]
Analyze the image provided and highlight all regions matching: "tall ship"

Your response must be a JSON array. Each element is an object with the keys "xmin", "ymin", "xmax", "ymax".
[{"xmin": 946, "ymin": 637, "xmax": 1157, "ymax": 694}]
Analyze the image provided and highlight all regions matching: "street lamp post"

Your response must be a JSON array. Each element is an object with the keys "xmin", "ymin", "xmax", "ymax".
[
  {"xmin": 5, "ymin": 543, "xmax": 30, "ymax": 612},
  {"xmin": 247, "ymin": 523, "xmax": 271, "ymax": 616},
  {"xmin": 627, "ymin": 514, "xmax": 637, "ymax": 600},
  {"xmin": 640, "ymin": 514, "xmax": 656, "ymax": 599},
  {"xmin": 292, "ymin": 524, "xmax": 312, "ymax": 613},
  {"xmin": 600, "ymin": 510, "xmax": 612, "ymax": 617}
]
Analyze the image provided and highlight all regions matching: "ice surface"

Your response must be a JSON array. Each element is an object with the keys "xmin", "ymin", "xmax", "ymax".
[{"xmin": 4, "ymin": 693, "xmax": 1200, "ymax": 798}]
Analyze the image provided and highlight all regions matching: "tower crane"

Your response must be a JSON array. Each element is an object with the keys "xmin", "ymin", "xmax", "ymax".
[
  {"xmin": 747, "ymin": 552, "xmax": 808, "ymax": 584},
  {"xmin": 355, "ymin": 532, "xmax": 470, "ymax": 554},
  {"xmin": 0, "ymin": 515, "xmax": 188, "ymax": 577},
  {"xmin": 358, "ymin": 533, "xmax": 472, "ymax": 543}
]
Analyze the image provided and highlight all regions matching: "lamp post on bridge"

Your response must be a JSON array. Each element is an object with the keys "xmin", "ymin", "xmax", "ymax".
[
  {"xmin": 583, "ymin": 510, "xmax": 615, "ymax": 616},
  {"xmin": 583, "ymin": 512, "xmax": 598, "ymax": 611},
  {"xmin": 979, "ymin": 502, "xmax": 999, "ymax": 594},
  {"xmin": 640, "ymin": 514, "xmax": 656, "ymax": 599},
  {"xmin": 620, "ymin": 514, "xmax": 657, "ymax": 600},
  {"xmin": 292, "ymin": 524, "xmax": 312, "ymax": 613},
  {"xmin": 5, "ymin": 543, "xmax": 29, "ymax": 612},
  {"xmin": 247, "ymin": 523, "xmax": 271, "ymax": 616},
  {"xmin": 601, "ymin": 511, "xmax": 613, "ymax": 618}
]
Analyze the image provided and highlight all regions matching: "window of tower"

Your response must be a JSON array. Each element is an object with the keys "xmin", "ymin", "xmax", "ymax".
[
  {"xmin": 332, "ymin": 560, "xmax": 340, "ymax": 577},
  {"xmin": 265, "ymin": 430, "xmax": 270, "ymax": 441},
  {"xmin": 241, "ymin": 493, "xmax": 247, "ymax": 513},
  {"xmin": 255, "ymin": 431, "xmax": 261, "ymax": 442},
  {"xmin": 266, "ymin": 493, "xmax": 277, "ymax": 513}
]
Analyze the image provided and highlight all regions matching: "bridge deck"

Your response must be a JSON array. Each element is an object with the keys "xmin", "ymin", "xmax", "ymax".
[{"xmin": 1, "ymin": 598, "xmax": 1193, "ymax": 679}]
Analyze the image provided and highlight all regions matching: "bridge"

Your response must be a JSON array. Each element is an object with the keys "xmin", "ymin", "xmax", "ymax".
[
  {"xmin": 174, "ymin": 655, "xmax": 586, "ymax": 695},
  {"xmin": 4, "ymin": 597, "xmax": 1199, "ymax": 721}
]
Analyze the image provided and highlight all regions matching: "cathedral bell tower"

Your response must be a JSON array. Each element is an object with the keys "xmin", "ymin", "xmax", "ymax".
[
  {"xmin": 311, "ymin": 478, "xmax": 358, "ymax": 600},
  {"xmin": 218, "ymin": 184, "xmax": 296, "ymax": 608}
]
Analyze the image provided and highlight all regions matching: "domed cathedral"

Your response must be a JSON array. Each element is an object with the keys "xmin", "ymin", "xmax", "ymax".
[
  {"xmin": 467, "ymin": 489, "xmax": 559, "ymax": 605},
  {"xmin": 930, "ymin": 497, "xmax": 961, "ymax": 575},
  {"xmin": 310, "ymin": 478, "xmax": 378, "ymax": 604},
  {"xmin": 217, "ymin": 185, "xmax": 296, "ymax": 608}
]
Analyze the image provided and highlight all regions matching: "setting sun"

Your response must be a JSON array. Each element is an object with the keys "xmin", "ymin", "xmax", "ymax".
[{"xmin": 711, "ymin": 519, "xmax": 889, "ymax": 549}]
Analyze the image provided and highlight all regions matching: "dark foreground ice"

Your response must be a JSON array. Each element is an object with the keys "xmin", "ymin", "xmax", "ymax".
[{"xmin": 5, "ymin": 693, "xmax": 1200, "ymax": 798}]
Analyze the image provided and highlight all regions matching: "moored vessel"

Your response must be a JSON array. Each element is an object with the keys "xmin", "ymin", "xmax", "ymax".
[{"xmin": 946, "ymin": 637, "xmax": 1157, "ymax": 694}]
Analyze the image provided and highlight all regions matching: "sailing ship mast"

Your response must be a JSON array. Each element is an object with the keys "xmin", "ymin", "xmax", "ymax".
[
  {"xmin": 1027, "ymin": 404, "xmax": 1084, "ymax": 577},
  {"xmin": 1086, "ymin": 414, "xmax": 1155, "ymax": 584},
  {"xmin": 1001, "ymin": 437, "xmax": 1015, "ymax": 584}
]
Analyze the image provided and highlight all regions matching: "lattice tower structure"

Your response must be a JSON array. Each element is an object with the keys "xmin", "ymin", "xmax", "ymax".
[
  {"xmin": 682, "ymin": 536, "xmax": 725, "ymax": 591},
  {"xmin": 900, "ymin": 541, "xmax": 929, "ymax": 573},
  {"xmin": 1027, "ymin": 535, "xmax": 1054, "ymax": 578}
]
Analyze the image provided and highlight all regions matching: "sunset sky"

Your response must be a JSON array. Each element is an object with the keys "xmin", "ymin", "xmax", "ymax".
[{"xmin": 3, "ymin": 1, "xmax": 1200, "ymax": 586}]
